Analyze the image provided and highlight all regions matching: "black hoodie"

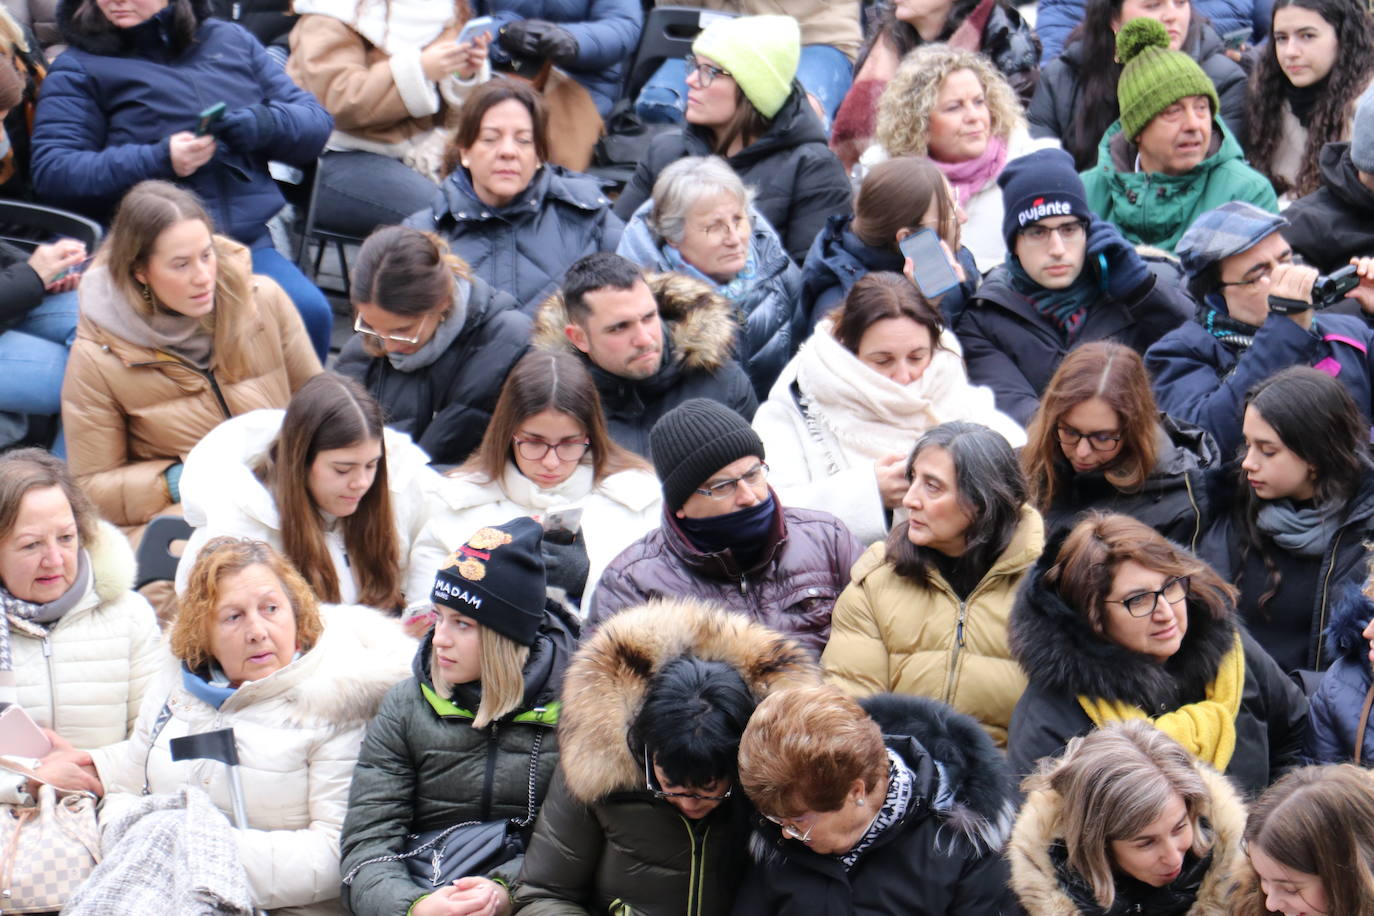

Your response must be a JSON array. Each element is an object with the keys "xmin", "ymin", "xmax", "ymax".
[{"xmin": 1283, "ymin": 141, "xmax": 1374, "ymax": 275}]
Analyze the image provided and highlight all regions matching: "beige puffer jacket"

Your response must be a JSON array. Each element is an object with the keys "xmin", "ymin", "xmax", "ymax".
[
  {"xmin": 91, "ymin": 603, "xmax": 414, "ymax": 916},
  {"xmin": 62, "ymin": 238, "xmax": 321, "ymax": 528},
  {"xmin": 822, "ymin": 505, "xmax": 1044, "ymax": 747}
]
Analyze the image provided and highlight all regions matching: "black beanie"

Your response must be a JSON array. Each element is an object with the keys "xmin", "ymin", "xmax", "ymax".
[
  {"xmin": 650, "ymin": 399, "xmax": 765, "ymax": 511},
  {"xmin": 431, "ymin": 517, "xmax": 546, "ymax": 646},
  {"xmin": 998, "ymin": 148, "xmax": 1093, "ymax": 252}
]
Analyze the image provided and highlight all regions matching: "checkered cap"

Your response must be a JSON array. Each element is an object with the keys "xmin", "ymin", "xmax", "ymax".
[{"xmin": 1175, "ymin": 201, "xmax": 1288, "ymax": 279}]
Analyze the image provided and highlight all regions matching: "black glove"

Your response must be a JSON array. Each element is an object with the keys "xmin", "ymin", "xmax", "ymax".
[
  {"xmin": 540, "ymin": 531, "xmax": 589, "ymax": 601},
  {"xmin": 500, "ymin": 19, "xmax": 579, "ymax": 68},
  {"xmin": 214, "ymin": 104, "xmax": 274, "ymax": 153},
  {"xmin": 1085, "ymin": 217, "xmax": 1150, "ymax": 300}
]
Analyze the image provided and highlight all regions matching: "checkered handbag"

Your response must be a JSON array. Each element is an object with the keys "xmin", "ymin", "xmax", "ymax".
[{"xmin": 0, "ymin": 764, "xmax": 101, "ymax": 912}]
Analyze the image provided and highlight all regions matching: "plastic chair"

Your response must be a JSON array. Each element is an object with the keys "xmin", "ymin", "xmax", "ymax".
[
  {"xmin": 623, "ymin": 5, "xmax": 737, "ymax": 102},
  {"xmin": 0, "ymin": 200, "xmax": 102, "ymax": 252},
  {"xmin": 134, "ymin": 515, "xmax": 193, "ymax": 591},
  {"xmin": 286, "ymin": 158, "xmax": 366, "ymax": 297}
]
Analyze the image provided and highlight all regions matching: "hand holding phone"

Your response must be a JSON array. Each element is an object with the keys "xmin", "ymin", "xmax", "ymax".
[
  {"xmin": 899, "ymin": 227, "xmax": 962, "ymax": 299},
  {"xmin": 195, "ymin": 101, "xmax": 227, "ymax": 137}
]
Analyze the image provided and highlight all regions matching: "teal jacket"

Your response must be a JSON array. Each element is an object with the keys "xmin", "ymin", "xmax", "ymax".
[{"xmin": 1081, "ymin": 119, "xmax": 1278, "ymax": 253}]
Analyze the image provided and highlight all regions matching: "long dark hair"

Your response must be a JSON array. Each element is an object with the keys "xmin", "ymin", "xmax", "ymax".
[
  {"xmin": 70, "ymin": 0, "xmax": 199, "ymax": 53},
  {"xmin": 854, "ymin": 0, "xmax": 1006, "ymax": 75},
  {"xmin": 1059, "ymin": 0, "xmax": 1135, "ymax": 169},
  {"xmin": 1245, "ymin": 0, "xmax": 1374, "ymax": 197}
]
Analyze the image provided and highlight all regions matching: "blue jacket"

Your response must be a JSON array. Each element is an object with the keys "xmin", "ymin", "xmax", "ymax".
[
  {"xmin": 1308, "ymin": 591, "xmax": 1374, "ymax": 764},
  {"xmin": 406, "ymin": 163, "xmax": 623, "ymax": 315},
  {"xmin": 1037, "ymin": 0, "xmax": 1265, "ymax": 63},
  {"xmin": 33, "ymin": 1, "xmax": 331, "ymax": 248},
  {"xmin": 479, "ymin": 0, "xmax": 642, "ymax": 116}
]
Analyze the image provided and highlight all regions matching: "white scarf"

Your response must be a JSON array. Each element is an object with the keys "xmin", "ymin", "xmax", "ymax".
[
  {"xmin": 293, "ymin": 0, "xmax": 457, "ymax": 55},
  {"xmin": 499, "ymin": 461, "xmax": 595, "ymax": 511}
]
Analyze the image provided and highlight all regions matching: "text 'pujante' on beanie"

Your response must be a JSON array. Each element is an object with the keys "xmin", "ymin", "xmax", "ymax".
[
  {"xmin": 691, "ymin": 14, "xmax": 800, "ymax": 120},
  {"xmin": 998, "ymin": 148, "xmax": 1094, "ymax": 251},
  {"xmin": 1116, "ymin": 18, "xmax": 1220, "ymax": 142},
  {"xmin": 1351, "ymin": 87, "xmax": 1374, "ymax": 174},
  {"xmin": 432, "ymin": 516, "xmax": 546, "ymax": 647},
  {"xmin": 650, "ymin": 398, "xmax": 765, "ymax": 512},
  {"xmin": 1175, "ymin": 200, "xmax": 1288, "ymax": 279}
]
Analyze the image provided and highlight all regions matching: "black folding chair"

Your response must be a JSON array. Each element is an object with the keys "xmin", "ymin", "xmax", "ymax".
[
  {"xmin": 0, "ymin": 200, "xmax": 102, "ymax": 252},
  {"xmin": 134, "ymin": 515, "xmax": 193, "ymax": 591}
]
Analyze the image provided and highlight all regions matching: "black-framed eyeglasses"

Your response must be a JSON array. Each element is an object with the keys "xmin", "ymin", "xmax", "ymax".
[
  {"xmin": 512, "ymin": 437, "xmax": 591, "ymax": 462},
  {"xmin": 1106, "ymin": 575, "xmax": 1190, "ymax": 617},
  {"xmin": 693, "ymin": 462, "xmax": 768, "ymax": 500},
  {"xmin": 1017, "ymin": 219, "xmax": 1087, "ymax": 245},
  {"xmin": 1056, "ymin": 425, "xmax": 1123, "ymax": 451},
  {"xmin": 644, "ymin": 748, "xmax": 733, "ymax": 802},
  {"xmin": 684, "ymin": 53, "xmax": 730, "ymax": 88}
]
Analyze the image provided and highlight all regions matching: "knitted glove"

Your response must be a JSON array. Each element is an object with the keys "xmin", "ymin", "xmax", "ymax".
[
  {"xmin": 500, "ymin": 19, "xmax": 579, "ymax": 68},
  {"xmin": 1086, "ymin": 217, "xmax": 1150, "ymax": 300},
  {"xmin": 214, "ymin": 105, "xmax": 274, "ymax": 153},
  {"xmin": 540, "ymin": 532, "xmax": 589, "ymax": 601}
]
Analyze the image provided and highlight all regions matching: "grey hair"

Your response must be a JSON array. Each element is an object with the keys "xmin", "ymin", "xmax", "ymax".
[{"xmin": 647, "ymin": 155, "xmax": 756, "ymax": 246}]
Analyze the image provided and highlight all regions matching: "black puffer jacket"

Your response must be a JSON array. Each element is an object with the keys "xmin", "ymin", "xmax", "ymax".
[
  {"xmin": 335, "ymin": 274, "xmax": 531, "ymax": 466},
  {"xmin": 1306, "ymin": 590, "xmax": 1374, "ymax": 764},
  {"xmin": 1283, "ymin": 142, "xmax": 1374, "ymax": 275},
  {"xmin": 340, "ymin": 605, "xmax": 577, "ymax": 916},
  {"xmin": 1007, "ymin": 547, "xmax": 1308, "ymax": 796},
  {"xmin": 612, "ymin": 84, "xmax": 852, "ymax": 265},
  {"xmin": 0, "ymin": 241, "xmax": 45, "ymax": 332},
  {"xmin": 730, "ymin": 693, "xmax": 1018, "ymax": 915}
]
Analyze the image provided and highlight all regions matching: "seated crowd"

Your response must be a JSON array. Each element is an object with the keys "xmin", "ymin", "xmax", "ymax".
[{"xmin": 5, "ymin": 0, "xmax": 1374, "ymax": 912}]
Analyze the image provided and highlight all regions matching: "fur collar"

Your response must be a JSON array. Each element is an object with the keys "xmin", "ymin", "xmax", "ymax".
[
  {"xmin": 87, "ymin": 520, "xmax": 137, "ymax": 606},
  {"xmin": 556, "ymin": 598, "xmax": 819, "ymax": 803},
  {"xmin": 1323, "ymin": 588, "xmax": 1374, "ymax": 668},
  {"xmin": 532, "ymin": 272, "xmax": 738, "ymax": 375},
  {"xmin": 1010, "ymin": 763, "xmax": 1247, "ymax": 915}
]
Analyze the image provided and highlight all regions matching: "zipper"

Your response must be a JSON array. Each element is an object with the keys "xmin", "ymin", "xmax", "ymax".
[
  {"xmin": 479, "ymin": 723, "xmax": 499, "ymax": 821},
  {"xmin": 738, "ymin": 574, "xmax": 748, "ymax": 596},
  {"xmin": 943, "ymin": 599, "xmax": 967, "ymax": 703},
  {"xmin": 127, "ymin": 356, "xmax": 232, "ymax": 419},
  {"xmin": 1314, "ymin": 529, "xmax": 1344, "ymax": 668},
  {"xmin": 43, "ymin": 635, "xmax": 55, "ymax": 729},
  {"xmin": 677, "ymin": 814, "xmax": 710, "ymax": 916},
  {"xmin": 1183, "ymin": 473, "xmax": 1200, "ymax": 552}
]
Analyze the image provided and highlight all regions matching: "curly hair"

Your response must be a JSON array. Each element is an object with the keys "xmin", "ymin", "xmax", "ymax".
[
  {"xmin": 875, "ymin": 45, "xmax": 1025, "ymax": 159},
  {"xmin": 1245, "ymin": 0, "xmax": 1374, "ymax": 197}
]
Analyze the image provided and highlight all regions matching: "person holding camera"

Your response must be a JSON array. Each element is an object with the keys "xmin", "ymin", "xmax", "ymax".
[{"xmin": 1146, "ymin": 200, "xmax": 1374, "ymax": 456}]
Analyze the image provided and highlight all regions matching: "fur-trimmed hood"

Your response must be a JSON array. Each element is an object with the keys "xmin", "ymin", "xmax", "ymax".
[
  {"xmin": 1323, "ymin": 587, "xmax": 1374, "ymax": 671},
  {"xmin": 1010, "ymin": 761, "xmax": 1247, "ymax": 915},
  {"xmin": 86, "ymin": 519, "xmax": 137, "ymax": 607},
  {"xmin": 532, "ymin": 271, "xmax": 739, "ymax": 376},
  {"xmin": 557, "ymin": 598, "xmax": 820, "ymax": 804}
]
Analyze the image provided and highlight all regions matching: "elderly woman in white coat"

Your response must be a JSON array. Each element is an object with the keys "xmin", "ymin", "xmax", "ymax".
[
  {"xmin": 407, "ymin": 350, "xmax": 660, "ymax": 614},
  {"xmin": 754, "ymin": 272, "xmax": 1023, "ymax": 545},
  {"xmin": 87, "ymin": 537, "xmax": 413, "ymax": 915}
]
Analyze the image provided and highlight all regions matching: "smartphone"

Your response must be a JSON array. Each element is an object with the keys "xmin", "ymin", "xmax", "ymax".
[
  {"xmin": 899, "ymin": 227, "xmax": 961, "ymax": 299},
  {"xmin": 52, "ymin": 253, "xmax": 95, "ymax": 283},
  {"xmin": 0, "ymin": 705, "xmax": 51, "ymax": 758},
  {"xmin": 195, "ymin": 101, "xmax": 227, "ymax": 137},
  {"xmin": 457, "ymin": 15, "xmax": 497, "ymax": 46},
  {"xmin": 542, "ymin": 508, "xmax": 583, "ymax": 538},
  {"xmin": 1222, "ymin": 27, "xmax": 1250, "ymax": 50}
]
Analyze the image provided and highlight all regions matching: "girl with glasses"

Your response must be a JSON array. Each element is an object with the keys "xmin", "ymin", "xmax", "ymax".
[
  {"xmin": 409, "ymin": 350, "xmax": 659, "ymax": 614},
  {"xmin": 1007, "ymin": 511, "xmax": 1307, "ymax": 796}
]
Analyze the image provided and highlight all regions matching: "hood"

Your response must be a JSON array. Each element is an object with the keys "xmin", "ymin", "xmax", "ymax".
[
  {"xmin": 1184, "ymin": 19, "xmax": 1224, "ymax": 62},
  {"xmin": 1152, "ymin": 414, "xmax": 1221, "ymax": 477},
  {"xmin": 557, "ymin": 598, "xmax": 820, "ymax": 803},
  {"xmin": 429, "ymin": 164, "xmax": 612, "ymax": 226},
  {"xmin": 58, "ymin": 0, "xmax": 211, "ymax": 55},
  {"xmin": 1322, "ymin": 587, "xmax": 1374, "ymax": 669},
  {"xmin": 533, "ymin": 271, "xmax": 739, "ymax": 375},
  {"xmin": 1317, "ymin": 142, "xmax": 1374, "ymax": 209}
]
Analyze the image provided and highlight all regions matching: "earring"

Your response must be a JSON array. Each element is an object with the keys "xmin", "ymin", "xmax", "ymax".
[
  {"xmin": 141, "ymin": 283, "xmax": 153, "ymax": 305},
  {"xmin": 855, "ymin": 797, "xmax": 866, "ymax": 807},
  {"xmin": 461, "ymin": 159, "xmax": 471, "ymax": 168}
]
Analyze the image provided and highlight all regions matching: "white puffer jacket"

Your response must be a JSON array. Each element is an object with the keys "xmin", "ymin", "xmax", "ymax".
[
  {"xmin": 91, "ymin": 603, "xmax": 413, "ymax": 916},
  {"xmin": 174, "ymin": 409, "xmax": 443, "ymax": 605}
]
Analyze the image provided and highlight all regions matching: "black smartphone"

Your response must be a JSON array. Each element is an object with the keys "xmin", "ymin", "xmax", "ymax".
[
  {"xmin": 899, "ymin": 227, "xmax": 960, "ymax": 299},
  {"xmin": 1222, "ymin": 27, "xmax": 1250, "ymax": 50},
  {"xmin": 195, "ymin": 101, "xmax": 227, "ymax": 136}
]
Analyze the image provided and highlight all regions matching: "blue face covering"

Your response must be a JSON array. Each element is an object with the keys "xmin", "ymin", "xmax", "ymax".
[{"xmin": 676, "ymin": 493, "xmax": 777, "ymax": 570}]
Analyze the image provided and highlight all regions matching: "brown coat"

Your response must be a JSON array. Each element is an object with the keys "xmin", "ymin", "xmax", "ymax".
[{"xmin": 62, "ymin": 239, "xmax": 321, "ymax": 528}]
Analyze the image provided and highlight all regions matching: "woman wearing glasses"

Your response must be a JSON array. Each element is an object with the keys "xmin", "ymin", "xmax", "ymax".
[
  {"xmin": 335, "ymin": 226, "xmax": 533, "ymax": 467},
  {"xmin": 407, "ymin": 350, "xmax": 659, "ymax": 614},
  {"xmin": 513, "ymin": 597, "xmax": 819, "ymax": 916},
  {"xmin": 1021, "ymin": 341, "xmax": 1223, "ymax": 555},
  {"xmin": 1007, "ymin": 511, "xmax": 1307, "ymax": 795}
]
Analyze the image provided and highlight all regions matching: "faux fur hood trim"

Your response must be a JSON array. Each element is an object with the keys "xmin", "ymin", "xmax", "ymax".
[
  {"xmin": 88, "ymin": 520, "xmax": 137, "ymax": 606},
  {"xmin": 557, "ymin": 598, "xmax": 820, "ymax": 804},
  {"xmin": 532, "ymin": 272, "xmax": 739, "ymax": 374},
  {"xmin": 1010, "ymin": 762, "xmax": 1247, "ymax": 915},
  {"xmin": 1323, "ymin": 587, "xmax": 1374, "ymax": 668}
]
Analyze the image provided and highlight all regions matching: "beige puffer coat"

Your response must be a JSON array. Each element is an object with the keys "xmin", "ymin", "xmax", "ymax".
[
  {"xmin": 62, "ymin": 238, "xmax": 321, "ymax": 528},
  {"xmin": 821, "ymin": 505, "xmax": 1044, "ymax": 746}
]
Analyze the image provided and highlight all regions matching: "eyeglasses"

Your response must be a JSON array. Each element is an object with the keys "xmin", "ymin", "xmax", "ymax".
[
  {"xmin": 684, "ymin": 53, "xmax": 730, "ymax": 88},
  {"xmin": 1219, "ymin": 254, "xmax": 1297, "ymax": 289},
  {"xmin": 353, "ymin": 311, "xmax": 435, "ymax": 346},
  {"xmin": 512, "ymin": 437, "xmax": 591, "ymax": 462},
  {"xmin": 1018, "ymin": 220, "xmax": 1087, "ymax": 245},
  {"xmin": 764, "ymin": 813, "xmax": 816, "ymax": 844},
  {"xmin": 1056, "ymin": 425, "xmax": 1123, "ymax": 451},
  {"xmin": 644, "ymin": 749, "xmax": 733, "ymax": 802},
  {"xmin": 693, "ymin": 462, "xmax": 769, "ymax": 499},
  {"xmin": 1105, "ymin": 575, "xmax": 1190, "ymax": 617}
]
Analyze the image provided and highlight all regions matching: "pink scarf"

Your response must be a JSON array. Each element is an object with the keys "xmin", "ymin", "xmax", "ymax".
[{"xmin": 932, "ymin": 136, "xmax": 1009, "ymax": 208}]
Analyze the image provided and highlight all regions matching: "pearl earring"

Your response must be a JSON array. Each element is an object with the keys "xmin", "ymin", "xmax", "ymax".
[{"xmin": 855, "ymin": 797, "xmax": 866, "ymax": 807}]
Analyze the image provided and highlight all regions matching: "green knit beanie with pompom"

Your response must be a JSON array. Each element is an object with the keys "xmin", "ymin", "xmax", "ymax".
[{"xmin": 1115, "ymin": 18, "xmax": 1220, "ymax": 141}]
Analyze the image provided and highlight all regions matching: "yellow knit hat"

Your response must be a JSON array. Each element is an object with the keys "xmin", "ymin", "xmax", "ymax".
[{"xmin": 691, "ymin": 15, "xmax": 800, "ymax": 120}]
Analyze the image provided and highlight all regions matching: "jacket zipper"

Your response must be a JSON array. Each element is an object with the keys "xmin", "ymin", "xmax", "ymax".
[
  {"xmin": 127, "ymin": 356, "xmax": 233, "ymax": 419},
  {"xmin": 677, "ymin": 814, "xmax": 710, "ymax": 916},
  {"xmin": 479, "ymin": 723, "xmax": 499, "ymax": 821},
  {"xmin": 1183, "ymin": 474, "xmax": 1200, "ymax": 552},
  {"xmin": 943, "ymin": 598, "xmax": 967, "ymax": 703},
  {"xmin": 1314, "ymin": 529, "xmax": 1344, "ymax": 668},
  {"xmin": 42, "ymin": 635, "xmax": 55, "ymax": 729}
]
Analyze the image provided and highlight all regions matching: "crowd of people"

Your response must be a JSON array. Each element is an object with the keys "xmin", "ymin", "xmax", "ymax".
[{"xmin": 3, "ymin": 0, "xmax": 1374, "ymax": 912}]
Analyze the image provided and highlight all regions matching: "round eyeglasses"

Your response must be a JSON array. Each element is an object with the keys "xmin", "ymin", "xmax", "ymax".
[
  {"xmin": 684, "ymin": 53, "xmax": 731, "ymax": 88},
  {"xmin": 512, "ymin": 437, "xmax": 591, "ymax": 462}
]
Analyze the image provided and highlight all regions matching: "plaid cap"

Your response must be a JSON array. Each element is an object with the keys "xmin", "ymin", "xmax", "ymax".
[{"xmin": 1175, "ymin": 201, "xmax": 1289, "ymax": 279}]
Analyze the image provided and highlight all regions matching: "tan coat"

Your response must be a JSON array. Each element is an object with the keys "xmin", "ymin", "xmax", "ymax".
[
  {"xmin": 677, "ymin": 0, "xmax": 863, "ymax": 60},
  {"xmin": 62, "ymin": 239, "xmax": 320, "ymax": 528},
  {"xmin": 821, "ymin": 505, "xmax": 1044, "ymax": 746}
]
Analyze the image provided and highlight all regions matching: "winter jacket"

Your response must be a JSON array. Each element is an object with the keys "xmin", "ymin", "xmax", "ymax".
[
  {"xmin": 730, "ymin": 693, "xmax": 1019, "ymax": 915},
  {"xmin": 1081, "ymin": 120, "xmax": 1278, "ymax": 253},
  {"xmin": 407, "ymin": 163, "xmax": 623, "ymax": 315},
  {"xmin": 1306, "ymin": 590, "xmax": 1374, "ymax": 764},
  {"xmin": 588, "ymin": 496, "xmax": 863, "ymax": 657},
  {"xmin": 340, "ymin": 604, "xmax": 577, "ymax": 916},
  {"xmin": 173, "ymin": 408, "xmax": 444, "ymax": 604},
  {"xmin": 1007, "ymin": 549, "xmax": 1308, "ymax": 796},
  {"xmin": 1145, "ymin": 309, "xmax": 1374, "ymax": 457},
  {"xmin": 1036, "ymin": 0, "xmax": 1264, "ymax": 63},
  {"xmin": 798, "ymin": 213, "xmax": 980, "ymax": 331},
  {"xmin": 613, "ymin": 84, "xmax": 852, "ymax": 265},
  {"xmin": 1009, "ymin": 747, "xmax": 1247, "ymax": 915},
  {"xmin": 1029, "ymin": 23, "xmax": 1247, "ymax": 172},
  {"xmin": 406, "ymin": 462, "xmax": 661, "ymax": 614},
  {"xmin": 90, "ymin": 603, "xmax": 415, "ymax": 916},
  {"xmin": 617, "ymin": 200, "xmax": 803, "ymax": 401},
  {"xmin": 0, "ymin": 240, "xmax": 45, "ymax": 332},
  {"xmin": 822, "ymin": 505, "xmax": 1044, "ymax": 746},
  {"xmin": 335, "ymin": 275, "xmax": 531, "ymax": 467},
  {"xmin": 208, "ymin": 0, "xmax": 295, "ymax": 48},
  {"xmin": 479, "ymin": 0, "xmax": 641, "ymax": 116},
  {"xmin": 532, "ymin": 271, "xmax": 758, "ymax": 457},
  {"xmin": 955, "ymin": 252, "xmax": 1192, "ymax": 426},
  {"xmin": 1283, "ymin": 142, "xmax": 1374, "ymax": 274},
  {"xmin": 672, "ymin": 0, "xmax": 863, "ymax": 60},
  {"xmin": 61, "ymin": 241, "xmax": 321, "ymax": 528},
  {"xmin": 512, "ymin": 598, "xmax": 821, "ymax": 916},
  {"xmin": 33, "ymin": 0, "xmax": 330, "ymax": 249}
]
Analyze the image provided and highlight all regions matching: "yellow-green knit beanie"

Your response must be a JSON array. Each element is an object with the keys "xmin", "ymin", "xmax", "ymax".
[
  {"xmin": 1116, "ymin": 18, "xmax": 1220, "ymax": 141},
  {"xmin": 691, "ymin": 15, "xmax": 800, "ymax": 120}
]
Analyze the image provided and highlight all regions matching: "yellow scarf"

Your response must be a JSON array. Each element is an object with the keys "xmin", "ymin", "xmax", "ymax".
[{"xmin": 1077, "ymin": 633, "xmax": 1245, "ymax": 771}]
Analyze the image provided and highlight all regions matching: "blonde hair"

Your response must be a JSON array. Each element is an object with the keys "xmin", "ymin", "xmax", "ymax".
[
  {"xmin": 875, "ymin": 45, "xmax": 1025, "ymax": 159},
  {"xmin": 432, "ymin": 622, "xmax": 532, "ymax": 729}
]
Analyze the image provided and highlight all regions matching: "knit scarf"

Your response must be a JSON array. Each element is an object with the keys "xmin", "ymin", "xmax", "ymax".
[
  {"xmin": 1197, "ymin": 294, "xmax": 1258, "ymax": 351},
  {"xmin": 1078, "ymin": 633, "xmax": 1246, "ymax": 772},
  {"xmin": 1255, "ymin": 498, "xmax": 1340, "ymax": 557},
  {"xmin": 81, "ymin": 266, "xmax": 213, "ymax": 370},
  {"xmin": 661, "ymin": 243, "xmax": 759, "ymax": 303},
  {"xmin": 499, "ymin": 461, "xmax": 595, "ymax": 510},
  {"xmin": 1007, "ymin": 257, "xmax": 1099, "ymax": 339},
  {"xmin": 0, "ymin": 551, "xmax": 92, "ymax": 705},
  {"xmin": 932, "ymin": 136, "xmax": 1008, "ymax": 208},
  {"xmin": 839, "ymin": 748, "xmax": 914, "ymax": 870},
  {"xmin": 385, "ymin": 278, "xmax": 472, "ymax": 372}
]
